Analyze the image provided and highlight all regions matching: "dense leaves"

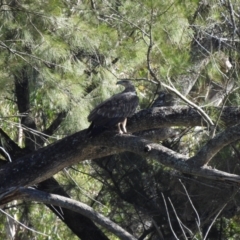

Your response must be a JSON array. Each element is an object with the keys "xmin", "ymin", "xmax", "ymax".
[{"xmin": 1, "ymin": 0, "xmax": 240, "ymax": 239}]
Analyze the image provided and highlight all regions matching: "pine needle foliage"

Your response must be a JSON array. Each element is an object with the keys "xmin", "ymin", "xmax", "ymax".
[{"xmin": 1, "ymin": 0, "xmax": 240, "ymax": 239}]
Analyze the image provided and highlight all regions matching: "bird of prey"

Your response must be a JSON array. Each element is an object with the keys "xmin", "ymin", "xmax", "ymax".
[{"xmin": 87, "ymin": 80, "xmax": 139, "ymax": 137}]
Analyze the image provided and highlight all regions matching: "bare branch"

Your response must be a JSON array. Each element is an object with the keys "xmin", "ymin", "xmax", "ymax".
[
  {"xmin": 188, "ymin": 123, "xmax": 240, "ymax": 167},
  {"xmin": 168, "ymin": 197, "xmax": 188, "ymax": 240},
  {"xmin": 179, "ymin": 180, "xmax": 201, "ymax": 238},
  {"xmin": 160, "ymin": 82, "xmax": 214, "ymax": 129},
  {"xmin": 14, "ymin": 188, "xmax": 137, "ymax": 240},
  {"xmin": 227, "ymin": 0, "xmax": 237, "ymax": 37},
  {"xmin": 0, "ymin": 208, "xmax": 49, "ymax": 237},
  {"xmin": 161, "ymin": 193, "xmax": 179, "ymax": 240}
]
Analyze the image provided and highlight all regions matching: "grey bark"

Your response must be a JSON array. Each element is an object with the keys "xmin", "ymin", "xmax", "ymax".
[{"xmin": 0, "ymin": 106, "xmax": 240, "ymax": 198}]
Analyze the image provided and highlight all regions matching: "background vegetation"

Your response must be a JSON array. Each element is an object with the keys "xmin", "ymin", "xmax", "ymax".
[{"xmin": 0, "ymin": 0, "xmax": 240, "ymax": 239}]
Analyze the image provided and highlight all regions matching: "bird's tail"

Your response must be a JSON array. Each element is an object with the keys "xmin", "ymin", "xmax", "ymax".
[{"xmin": 86, "ymin": 123, "xmax": 106, "ymax": 138}]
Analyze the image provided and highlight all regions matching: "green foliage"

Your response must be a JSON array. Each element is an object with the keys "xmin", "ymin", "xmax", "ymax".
[{"xmin": 1, "ymin": 0, "xmax": 240, "ymax": 239}]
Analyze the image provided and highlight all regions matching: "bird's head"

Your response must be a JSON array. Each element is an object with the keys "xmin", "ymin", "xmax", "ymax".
[
  {"xmin": 116, "ymin": 79, "xmax": 133, "ymax": 87},
  {"xmin": 116, "ymin": 79, "xmax": 136, "ymax": 92}
]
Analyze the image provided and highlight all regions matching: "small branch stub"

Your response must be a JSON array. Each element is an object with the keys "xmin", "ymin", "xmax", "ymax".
[{"xmin": 144, "ymin": 145, "xmax": 152, "ymax": 152}]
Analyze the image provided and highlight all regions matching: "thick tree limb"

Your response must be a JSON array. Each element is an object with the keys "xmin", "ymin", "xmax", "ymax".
[
  {"xmin": 0, "ymin": 127, "xmax": 110, "ymax": 240},
  {"xmin": 128, "ymin": 106, "xmax": 240, "ymax": 132},
  {"xmin": 94, "ymin": 134, "xmax": 240, "ymax": 182},
  {"xmin": 1, "ymin": 107, "xmax": 240, "ymax": 197},
  {"xmin": 134, "ymin": 128, "xmax": 179, "ymax": 142},
  {"xmin": 37, "ymin": 178, "xmax": 110, "ymax": 240},
  {"xmin": 11, "ymin": 187, "xmax": 137, "ymax": 240},
  {"xmin": 188, "ymin": 123, "xmax": 240, "ymax": 167}
]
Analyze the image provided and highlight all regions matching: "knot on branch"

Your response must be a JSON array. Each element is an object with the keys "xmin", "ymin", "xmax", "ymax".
[{"xmin": 144, "ymin": 145, "xmax": 152, "ymax": 152}]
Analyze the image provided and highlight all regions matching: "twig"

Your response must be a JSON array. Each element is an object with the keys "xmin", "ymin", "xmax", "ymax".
[
  {"xmin": 161, "ymin": 81, "xmax": 214, "ymax": 128},
  {"xmin": 161, "ymin": 193, "xmax": 179, "ymax": 240},
  {"xmin": 168, "ymin": 197, "xmax": 188, "ymax": 240},
  {"xmin": 203, "ymin": 188, "xmax": 239, "ymax": 240},
  {"xmin": 0, "ymin": 147, "xmax": 12, "ymax": 162},
  {"xmin": 63, "ymin": 168, "xmax": 107, "ymax": 208},
  {"xmin": 145, "ymin": 22, "xmax": 214, "ymax": 128},
  {"xmin": 152, "ymin": 218, "xmax": 164, "ymax": 239},
  {"xmin": 179, "ymin": 179, "xmax": 202, "ymax": 238},
  {"xmin": 211, "ymin": 77, "xmax": 234, "ymax": 137},
  {"xmin": 227, "ymin": 0, "xmax": 236, "ymax": 37},
  {"xmin": 0, "ymin": 208, "xmax": 49, "ymax": 237}
]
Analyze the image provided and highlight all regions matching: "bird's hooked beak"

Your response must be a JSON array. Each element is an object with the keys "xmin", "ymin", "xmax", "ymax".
[
  {"xmin": 116, "ymin": 80, "xmax": 124, "ymax": 85},
  {"xmin": 116, "ymin": 79, "xmax": 129, "ymax": 86}
]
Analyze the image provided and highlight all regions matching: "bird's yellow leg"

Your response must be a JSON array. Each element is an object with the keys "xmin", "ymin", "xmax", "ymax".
[
  {"xmin": 122, "ymin": 118, "xmax": 127, "ymax": 133},
  {"xmin": 118, "ymin": 123, "xmax": 123, "ymax": 134}
]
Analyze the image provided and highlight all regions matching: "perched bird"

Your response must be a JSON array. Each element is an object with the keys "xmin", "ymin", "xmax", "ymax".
[
  {"xmin": 87, "ymin": 80, "xmax": 139, "ymax": 137},
  {"xmin": 151, "ymin": 91, "xmax": 176, "ymax": 107}
]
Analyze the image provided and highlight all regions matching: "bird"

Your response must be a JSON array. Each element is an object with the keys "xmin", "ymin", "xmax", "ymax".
[
  {"xmin": 151, "ymin": 91, "xmax": 176, "ymax": 107},
  {"xmin": 87, "ymin": 80, "xmax": 139, "ymax": 137}
]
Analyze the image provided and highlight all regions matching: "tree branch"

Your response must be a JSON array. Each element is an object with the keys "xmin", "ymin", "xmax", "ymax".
[
  {"xmin": 0, "ymin": 107, "xmax": 240, "ymax": 196},
  {"xmin": 134, "ymin": 128, "xmax": 179, "ymax": 142},
  {"xmin": 188, "ymin": 123, "xmax": 240, "ymax": 167},
  {"xmin": 12, "ymin": 187, "xmax": 137, "ymax": 240}
]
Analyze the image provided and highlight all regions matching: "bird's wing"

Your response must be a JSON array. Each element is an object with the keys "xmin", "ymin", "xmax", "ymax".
[{"xmin": 88, "ymin": 92, "xmax": 139, "ymax": 125}]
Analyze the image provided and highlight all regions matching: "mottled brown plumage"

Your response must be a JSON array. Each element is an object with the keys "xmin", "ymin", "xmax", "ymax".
[{"xmin": 87, "ymin": 80, "xmax": 139, "ymax": 137}]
